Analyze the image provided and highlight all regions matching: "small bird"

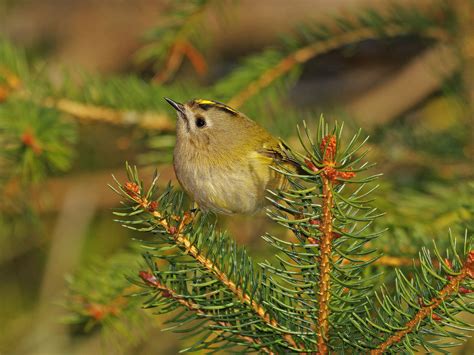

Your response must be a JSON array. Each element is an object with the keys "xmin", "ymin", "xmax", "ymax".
[{"xmin": 165, "ymin": 98, "xmax": 295, "ymax": 214}]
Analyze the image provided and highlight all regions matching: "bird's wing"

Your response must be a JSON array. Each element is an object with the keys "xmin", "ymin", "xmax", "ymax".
[{"xmin": 258, "ymin": 139, "xmax": 300, "ymax": 172}]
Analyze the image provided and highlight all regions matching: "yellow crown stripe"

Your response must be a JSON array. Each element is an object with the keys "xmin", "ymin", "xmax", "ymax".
[
  {"xmin": 195, "ymin": 99, "xmax": 216, "ymax": 105},
  {"xmin": 195, "ymin": 99, "xmax": 239, "ymax": 115}
]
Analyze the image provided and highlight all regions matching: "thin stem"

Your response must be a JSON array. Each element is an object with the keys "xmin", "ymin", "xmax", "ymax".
[
  {"xmin": 151, "ymin": 2, "xmax": 209, "ymax": 83},
  {"xmin": 316, "ymin": 177, "xmax": 334, "ymax": 354},
  {"xmin": 371, "ymin": 252, "xmax": 474, "ymax": 354},
  {"xmin": 43, "ymin": 98, "xmax": 175, "ymax": 131}
]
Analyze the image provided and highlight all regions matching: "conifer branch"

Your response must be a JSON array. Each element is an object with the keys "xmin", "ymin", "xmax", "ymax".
[
  {"xmin": 227, "ymin": 18, "xmax": 450, "ymax": 108},
  {"xmin": 119, "ymin": 178, "xmax": 303, "ymax": 351},
  {"xmin": 74, "ymin": 284, "xmax": 139, "ymax": 323},
  {"xmin": 139, "ymin": 270, "xmax": 274, "ymax": 354},
  {"xmin": 149, "ymin": 209, "xmax": 301, "ymax": 350},
  {"xmin": 371, "ymin": 251, "xmax": 474, "ymax": 354}
]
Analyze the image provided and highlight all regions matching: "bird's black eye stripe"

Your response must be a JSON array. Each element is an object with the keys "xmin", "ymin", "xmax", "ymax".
[
  {"xmin": 198, "ymin": 104, "xmax": 213, "ymax": 111},
  {"xmin": 195, "ymin": 116, "xmax": 206, "ymax": 128}
]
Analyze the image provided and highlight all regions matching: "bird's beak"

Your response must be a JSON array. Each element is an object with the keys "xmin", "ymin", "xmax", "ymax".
[{"xmin": 164, "ymin": 97, "xmax": 185, "ymax": 114}]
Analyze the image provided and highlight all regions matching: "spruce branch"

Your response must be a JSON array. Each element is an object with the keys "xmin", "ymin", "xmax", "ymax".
[
  {"xmin": 223, "ymin": 4, "xmax": 453, "ymax": 108},
  {"xmin": 0, "ymin": 39, "xmax": 185, "ymax": 132},
  {"xmin": 0, "ymin": 100, "xmax": 77, "ymax": 184},
  {"xmin": 102, "ymin": 116, "xmax": 473, "ymax": 353},
  {"xmin": 64, "ymin": 251, "xmax": 150, "ymax": 348},
  {"xmin": 138, "ymin": 270, "xmax": 274, "ymax": 354},
  {"xmin": 372, "ymin": 250, "xmax": 473, "ymax": 354},
  {"xmin": 351, "ymin": 233, "xmax": 473, "ymax": 353},
  {"xmin": 110, "ymin": 165, "xmax": 304, "ymax": 352}
]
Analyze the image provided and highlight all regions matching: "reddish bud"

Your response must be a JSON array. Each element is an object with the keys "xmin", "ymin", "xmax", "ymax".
[
  {"xmin": 337, "ymin": 169, "xmax": 356, "ymax": 180},
  {"xmin": 309, "ymin": 219, "xmax": 320, "ymax": 226},
  {"xmin": 139, "ymin": 270, "xmax": 159, "ymax": 287},
  {"xmin": 124, "ymin": 182, "xmax": 140, "ymax": 196},
  {"xmin": 324, "ymin": 166, "xmax": 338, "ymax": 181},
  {"xmin": 21, "ymin": 129, "xmax": 42, "ymax": 155},
  {"xmin": 323, "ymin": 166, "xmax": 356, "ymax": 183},
  {"xmin": 332, "ymin": 232, "xmax": 342, "ymax": 239},
  {"xmin": 86, "ymin": 304, "xmax": 106, "ymax": 321},
  {"xmin": 320, "ymin": 135, "xmax": 337, "ymax": 162},
  {"xmin": 305, "ymin": 159, "xmax": 319, "ymax": 173},
  {"xmin": 432, "ymin": 313, "xmax": 443, "ymax": 321},
  {"xmin": 161, "ymin": 290, "xmax": 172, "ymax": 298},
  {"xmin": 459, "ymin": 286, "xmax": 473, "ymax": 294},
  {"xmin": 148, "ymin": 201, "xmax": 158, "ymax": 212},
  {"xmin": 182, "ymin": 211, "xmax": 193, "ymax": 225},
  {"xmin": 168, "ymin": 226, "xmax": 177, "ymax": 235}
]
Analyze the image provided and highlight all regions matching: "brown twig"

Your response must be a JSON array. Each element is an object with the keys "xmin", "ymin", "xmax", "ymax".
[
  {"xmin": 42, "ymin": 97, "xmax": 175, "ymax": 131},
  {"xmin": 227, "ymin": 25, "xmax": 449, "ymax": 109},
  {"xmin": 316, "ymin": 174, "xmax": 334, "ymax": 354},
  {"xmin": 151, "ymin": 2, "xmax": 209, "ymax": 83},
  {"xmin": 370, "ymin": 251, "xmax": 474, "ymax": 354},
  {"xmin": 152, "ymin": 41, "xmax": 186, "ymax": 84},
  {"xmin": 306, "ymin": 134, "xmax": 358, "ymax": 353},
  {"xmin": 139, "ymin": 271, "xmax": 274, "ymax": 354},
  {"xmin": 153, "ymin": 40, "xmax": 208, "ymax": 84}
]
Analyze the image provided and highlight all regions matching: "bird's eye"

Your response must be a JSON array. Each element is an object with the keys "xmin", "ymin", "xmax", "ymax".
[{"xmin": 195, "ymin": 116, "xmax": 206, "ymax": 128}]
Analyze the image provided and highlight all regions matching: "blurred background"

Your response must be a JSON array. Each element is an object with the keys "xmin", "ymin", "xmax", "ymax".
[{"xmin": 0, "ymin": 0, "xmax": 472, "ymax": 354}]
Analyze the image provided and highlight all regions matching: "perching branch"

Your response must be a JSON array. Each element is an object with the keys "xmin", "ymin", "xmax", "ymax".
[
  {"xmin": 102, "ymin": 114, "xmax": 472, "ymax": 353},
  {"xmin": 117, "ymin": 176, "xmax": 303, "ymax": 351}
]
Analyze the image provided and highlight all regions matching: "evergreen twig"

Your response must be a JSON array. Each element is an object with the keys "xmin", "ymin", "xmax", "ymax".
[
  {"xmin": 41, "ymin": 97, "xmax": 175, "ymax": 131},
  {"xmin": 139, "ymin": 270, "xmax": 274, "ymax": 354},
  {"xmin": 370, "ymin": 248, "xmax": 473, "ymax": 354},
  {"xmin": 372, "ymin": 250, "xmax": 473, "ymax": 354}
]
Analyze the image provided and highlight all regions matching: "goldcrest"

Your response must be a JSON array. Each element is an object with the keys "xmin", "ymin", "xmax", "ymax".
[{"xmin": 165, "ymin": 98, "xmax": 294, "ymax": 214}]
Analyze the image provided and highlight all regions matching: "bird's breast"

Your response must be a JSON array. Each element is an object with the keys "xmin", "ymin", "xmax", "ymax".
[{"xmin": 173, "ymin": 149, "xmax": 275, "ymax": 214}]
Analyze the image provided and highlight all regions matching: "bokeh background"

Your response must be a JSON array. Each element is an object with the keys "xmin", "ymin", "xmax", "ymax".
[{"xmin": 0, "ymin": 0, "xmax": 472, "ymax": 354}]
